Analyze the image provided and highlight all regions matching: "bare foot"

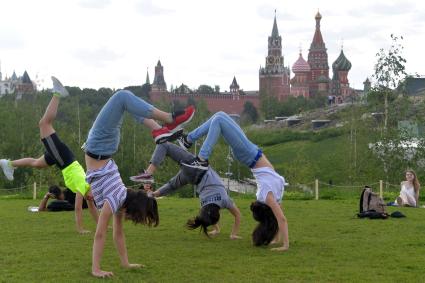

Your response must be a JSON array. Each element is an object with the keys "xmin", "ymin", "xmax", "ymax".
[
  {"xmin": 208, "ymin": 230, "xmax": 220, "ymax": 236},
  {"xmin": 92, "ymin": 270, "xmax": 114, "ymax": 278},
  {"xmin": 78, "ymin": 229, "xmax": 91, "ymax": 234}
]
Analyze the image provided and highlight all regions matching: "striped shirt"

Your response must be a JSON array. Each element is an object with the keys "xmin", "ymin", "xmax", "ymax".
[{"xmin": 86, "ymin": 159, "xmax": 127, "ymax": 214}]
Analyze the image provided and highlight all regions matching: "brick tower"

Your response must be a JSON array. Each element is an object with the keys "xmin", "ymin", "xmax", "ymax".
[
  {"xmin": 259, "ymin": 12, "xmax": 290, "ymax": 101},
  {"xmin": 290, "ymin": 51, "xmax": 311, "ymax": 98},
  {"xmin": 330, "ymin": 49, "xmax": 352, "ymax": 98},
  {"xmin": 151, "ymin": 60, "xmax": 167, "ymax": 92},
  {"xmin": 307, "ymin": 11, "xmax": 330, "ymax": 96}
]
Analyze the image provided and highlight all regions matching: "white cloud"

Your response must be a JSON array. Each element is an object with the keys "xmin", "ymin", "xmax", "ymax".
[{"xmin": 78, "ymin": 0, "xmax": 111, "ymax": 9}]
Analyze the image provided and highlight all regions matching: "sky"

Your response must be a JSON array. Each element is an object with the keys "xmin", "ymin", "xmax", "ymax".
[{"xmin": 0, "ymin": 0, "xmax": 424, "ymax": 91}]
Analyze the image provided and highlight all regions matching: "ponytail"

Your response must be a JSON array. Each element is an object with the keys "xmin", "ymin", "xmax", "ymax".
[{"xmin": 186, "ymin": 204, "xmax": 220, "ymax": 236}]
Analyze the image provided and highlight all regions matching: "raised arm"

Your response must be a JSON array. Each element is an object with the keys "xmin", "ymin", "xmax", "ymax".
[
  {"xmin": 228, "ymin": 205, "xmax": 241, "ymax": 239},
  {"xmin": 265, "ymin": 192, "xmax": 289, "ymax": 252},
  {"xmin": 92, "ymin": 202, "xmax": 114, "ymax": 278}
]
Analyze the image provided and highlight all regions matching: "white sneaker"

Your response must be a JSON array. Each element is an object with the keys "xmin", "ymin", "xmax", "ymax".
[
  {"xmin": 0, "ymin": 159, "xmax": 15, "ymax": 181},
  {"xmin": 51, "ymin": 76, "xmax": 69, "ymax": 97}
]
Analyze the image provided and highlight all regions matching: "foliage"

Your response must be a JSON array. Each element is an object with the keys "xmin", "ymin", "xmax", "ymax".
[
  {"xmin": 241, "ymin": 101, "xmax": 258, "ymax": 124},
  {"xmin": 197, "ymin": 84, "xmax": 214, "ymax": 94},
  {"xmin": 260, "ymin": 92, "xmax": 327, "ymax": 119},
  {"xmin": 1, "ymin": 198, "xmax": 425, "ymax": 282}
]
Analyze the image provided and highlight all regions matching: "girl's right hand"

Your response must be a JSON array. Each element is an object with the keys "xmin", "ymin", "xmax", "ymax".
[{"xmin": 92, "ymin": 270, "xmax": 114, "ymax": 278}]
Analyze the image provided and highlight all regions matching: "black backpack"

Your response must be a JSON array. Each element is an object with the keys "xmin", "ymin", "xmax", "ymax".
[{"xmin": 357, "ymin": 186, "xmax": 388, "ymax": 219}]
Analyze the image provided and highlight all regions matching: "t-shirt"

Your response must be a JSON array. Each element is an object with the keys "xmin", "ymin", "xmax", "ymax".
[
  {"xmin": 61, "ymin": 161, "xmax": 90, "ymax": 196},
  {"xmin": 197, "ymin": 169, "xmax": 234, "ymax": 209},
  {"xmin": 251, "ymin": 167, "xmax": 285, "ymax": 203},
  {"xmin": 86, "ymin": 159, "xmax": 127, "ymax": 214},
  {"xmin": 47, "ymin": 200, "xmax": 74, "ymax": 212}
]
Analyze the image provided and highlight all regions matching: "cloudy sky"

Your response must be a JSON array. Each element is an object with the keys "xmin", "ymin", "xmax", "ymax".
[{"xmin": 0, "ymin": 0, "xmax": 424, "ymax": 91}]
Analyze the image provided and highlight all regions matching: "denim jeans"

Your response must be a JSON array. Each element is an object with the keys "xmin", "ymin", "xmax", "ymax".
[
  {"xmin": 84, "ymin": 90, "xmax": 154, "ymax": 156},
  {"xmin": 188, "ymin": 111, "xmax": 259, "ymax": 167}
]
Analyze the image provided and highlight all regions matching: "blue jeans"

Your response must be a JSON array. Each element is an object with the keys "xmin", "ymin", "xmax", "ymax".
[
  {"xmin": 188, "ymin": 111, "xmax": 259, "ymax": 167},
  {"xmin": 84, "ymin": 90, "xmax": 154, "ymax": 156}
]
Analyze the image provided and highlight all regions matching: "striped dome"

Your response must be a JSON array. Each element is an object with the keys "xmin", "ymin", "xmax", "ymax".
[
  {"xmin": 332, "ymin": 50, "xmax": 352, "ymax": 71},
  {"xmin": 292, "ymin": 53, "xmax": 311, "ymax": 73}
]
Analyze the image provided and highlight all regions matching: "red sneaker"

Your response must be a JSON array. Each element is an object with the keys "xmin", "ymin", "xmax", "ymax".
[
  {"xmin": 165, "ymin": 105, "xmax": 195, "ymax": 132},
  {"xmin": 152, "ymin": 127, "xmax": 184, "ymax": 144}
]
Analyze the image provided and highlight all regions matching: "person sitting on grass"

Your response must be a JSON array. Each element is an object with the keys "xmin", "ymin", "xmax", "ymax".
[
  {"xmin": 130, "ymin": 139, "xmax": 241, "ymax": 239},
  {"xmin": 83, "ymin": 89, "xmax": 194, "ymax": 278},
  {"xmin": 396, "ymin": 169, "xmax": 420, "ymax": 207},
  {"xmin": 39, "ymin": 185, "xmax": 89, "ymax": 212},
  {"xmin": 0, "ymin": 77, "xmax": 98, "ymax": 234},
  {"xmin": 178, "ymin": 111, "xmax": 288, "ymax": 252}
]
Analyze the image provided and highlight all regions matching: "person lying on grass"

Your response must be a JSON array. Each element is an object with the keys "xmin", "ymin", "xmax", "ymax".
[
  {"xmin": 131, "ymin": 140, "xmax": 241, "ymax": 239},
  {"xmin": 39, "ymin": 185, "xmax": 89, "ymax": 212},
  {"xmin": 83, "ymin": 89, "xmax": 195, "ymax": 278},
  {"xmin": 178, "ymin": 111, "xmax": 288, "ymax": 251},
  {"xmin": 0, "ymin": 77, "xmax": 98, "ymax": 234}
]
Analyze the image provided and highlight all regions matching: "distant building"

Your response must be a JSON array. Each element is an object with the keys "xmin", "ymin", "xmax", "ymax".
[
  {"xmin": 405, "ymin": 77, "xmax": 425, "ymax": 96},
  {"xmin": 259, "ymin": 11, "xmax": 356, "ymax": 102},
  {"xmin": 148, "ymin": 10, "xmax": 360, "ymax": 115},
  {"xmin": 0, "ymin": 67, "xmax": 36, "ymax": 97}
]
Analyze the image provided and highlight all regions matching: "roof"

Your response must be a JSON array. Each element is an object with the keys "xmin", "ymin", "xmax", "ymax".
[
  {"xmin": 292, "ymin": 53, "xmax": 311, "ymax": 73},
  {"xmin": 230, "ymin": 76, "xmax": 239, "ymax": 89},
  {"xmin": 332, "ymin": 50, "xmax": 352, "ymax": 71},
  {"xmin": 271, "ymin": 14, "xmax": 279, "ymax": 37},
  {"xmin": 21, "ymin": 71, "xmax": 32, "ymax": 84},
  {"xmin": 405, "ymin": 77, "xmax": 425, "ymax": 96}
]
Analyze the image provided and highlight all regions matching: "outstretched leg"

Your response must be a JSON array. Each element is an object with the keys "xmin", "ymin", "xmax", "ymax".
[{"xmin": 184, "ymin": 111, "xmax": 259, "ymax": 168}]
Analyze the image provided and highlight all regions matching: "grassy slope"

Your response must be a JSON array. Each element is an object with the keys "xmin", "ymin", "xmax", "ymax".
[{"xmin": 1, "ymin": 198, "xmax": 425, "ymax": 282}]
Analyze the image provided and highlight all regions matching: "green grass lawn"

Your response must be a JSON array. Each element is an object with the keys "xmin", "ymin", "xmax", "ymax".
[{"xmin": 1, "ymin": 198, "xmax": 425, "ymax": 282}]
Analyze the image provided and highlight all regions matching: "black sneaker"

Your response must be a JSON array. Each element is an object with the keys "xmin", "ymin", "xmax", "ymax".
[
  {"xmin": 177, "ymin": 134, "xmax": 193, "ymax": 150},
  {"xmin": 181, "ymin": 157, "xmax": 209, "ymax": 171}
]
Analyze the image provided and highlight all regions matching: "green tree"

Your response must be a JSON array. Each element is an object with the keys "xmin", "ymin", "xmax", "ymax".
[
  {"xmin": 241, "ymin": 101, "xmax": 258, "ymax": 124},
  {"xmin": 197, "ymin": 84, "xmax": 214, "ymax": 94}
]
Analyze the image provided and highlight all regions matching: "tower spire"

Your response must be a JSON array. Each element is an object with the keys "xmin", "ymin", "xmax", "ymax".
[
  {"xmin": 145, "ymin": 67, "xmax": 150, "ymax": 84},
  {"xmin": 272, "ymin": 10, "xmax": 279, "ymax": 37}
]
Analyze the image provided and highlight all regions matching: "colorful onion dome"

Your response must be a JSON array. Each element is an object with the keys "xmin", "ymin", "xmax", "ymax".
[
  {"xmin": 332, "ymin": 50, "xmax": 352, "ymax": 71},
  {"xmin": 292, "ymin": 53, "xmax": 311, "ymax": 73}
]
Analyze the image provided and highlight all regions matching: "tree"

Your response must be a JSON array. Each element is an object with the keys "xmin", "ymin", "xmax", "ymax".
[
  {"xmin": 197, "ymin": 84, "xmax": 214, "ymax": 94},
  {"xmin": 372, "ymin": 34, "xmax": 407, "ymax": 131},
  {"xmin": 241, "ymin": 101, "xmax": 258, "ymax": 124},
  {"xmin": 214, "ymin": 85, "xmax": 220, "ymax": 93}
]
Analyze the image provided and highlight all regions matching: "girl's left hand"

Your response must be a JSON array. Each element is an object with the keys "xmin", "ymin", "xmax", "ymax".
[
  {"xmin": 230, "ymin": 234, "xmax": 242, "ymax": 240},
  {"xmin": 208, "ymin": 230, "xmax": 220, "ymax": 236},
  {"xmin": 123, "ymin": 263, "xmax": 145, "ymax": 269},
  {"xmin": 271, "ymin": 246, "xmax": 289, "ymax": 252}
]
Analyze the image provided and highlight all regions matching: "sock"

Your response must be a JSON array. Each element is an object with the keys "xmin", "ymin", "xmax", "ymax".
[
  {"xmin": 197, "ymin": 156, "xmax": 206, "ymax": 162},
  {"xmin": 172, "ymin": 110, "xmax": 185, "ymax": 120}
]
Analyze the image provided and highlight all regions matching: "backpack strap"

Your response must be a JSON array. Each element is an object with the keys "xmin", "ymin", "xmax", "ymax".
[
  {"xmin": 359, "ymin": 188, "xmax": 366, "ymax": 213},
  {"xmin": 367, "ymin": 191, "xmax": 373, "ymax": 211}
]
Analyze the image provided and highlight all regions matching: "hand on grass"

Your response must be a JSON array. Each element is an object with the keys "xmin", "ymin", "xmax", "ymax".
[
  {"xmin": 78, "ymin": 229, "xmax": 91, "ymax": 234},
  {"xmin": 271, "ymin": 246, "xmax": 289, "ymax": 252},
  {"xmin": 122, "ymin": 263, "xmax": 145, "ymax": 269},
  {"xmin": 208, "ymin": 230, "xmax": 220, "ymax": 236},
  {"xmin": 92, "ymin": 270, "xmax": 114, "ymax": 278},
  {"xmin": 230, "ymin": 234, "xmax": 242, "ymax": 240}
]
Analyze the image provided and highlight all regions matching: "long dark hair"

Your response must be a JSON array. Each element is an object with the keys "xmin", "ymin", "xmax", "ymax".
[
  {"xmin": 251, "ymin": 201, "xmax": 278, "ymax": 246},
  {"xmin": 186, "ymin": 203, "xmax": 220, "ymax": 236},
  {"xmin": 123, "ymin": 189, "xmax": 159, "ymax": 226},
  {"xmin": 48, "ymin": 185, "xmax": 62, "ymax": 199}
]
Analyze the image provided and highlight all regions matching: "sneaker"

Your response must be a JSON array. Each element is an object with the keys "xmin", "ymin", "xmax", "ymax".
[
  {"xmin": 0, "ymin": 159, "xmax": 15, "ymax": 181},
  {"xmin": 152, "ymin": 127, "xmax": 183, "ymax": 144},
  {"xmin": 51, "ymin": 76, "xmax": 69, "ymax": 97},
  {"xmin": 177, "ymin": 134, "xmax": 193, "ymax": 150},
  {"xmin": 181, "ymin": 157, "xmax": 209, "ymax": 171},
  {"xmin": 165, "ymin": 105, "xmax": 195, "ymax": 132},
  {"xmin": 130, "ymin": 171, "xmax": 154, "ymax": 183}
]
